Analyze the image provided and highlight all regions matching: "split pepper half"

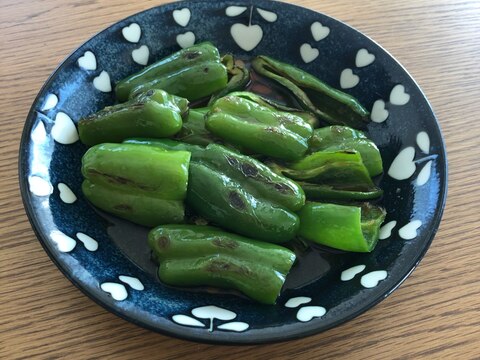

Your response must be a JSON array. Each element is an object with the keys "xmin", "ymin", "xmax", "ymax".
[
  {"xmin": 298, "ymin": 202, "xmax": 386, "ymax": 252},
  {"xmin": 252, "ymin": 55, "xmax": 370, "ymax": 128},
  {"xmin": 81, "ymin": 143, "xmax": 190, "ymax": 227},
  {"xmin": 148, "ymin": 225, "xmax": 296, "ymax": 304},
  {"xmin": 205, "ymin": 92, "xmax": 314, "ymax": 161},
  {"xmin": 115, "ymin": 42, "xmax": 229, "ymax": 102},
  {"xmin": 78, "ymin": 89, "xmax": 189, "ymax": 146},
  {"xmin": 124, "ymin": 138, "xmax": 305, "ymax": 243}
]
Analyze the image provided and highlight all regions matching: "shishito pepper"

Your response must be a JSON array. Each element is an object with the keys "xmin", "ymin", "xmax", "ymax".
[
  {"xmin": 81, "ymin": 143, "xmax": 190, "ymax": 226},
  {"xmin": 252, "ymin": 55, "xmax": 370, "ymax": 128},
  {"xmin": 206, "ymin": 93, "xmax": 313, "ymax": 161},
  {"xmin": 208, "ymin": 55, "xmax": 250, "ymax": 105},
  {"xmin": 310, "ymin": 126, "xmax": 383, "ymax": 177},
  {"xmin": 298, "ymin": 202, "xmax": 386, "ymax": 252},
  {"xmin": 267, "ymin": 150, "xmax": 383, "ymax": 201},
  {"xmin": 148, "ymin": 225, "xmax": 296, "ymax": 304},
  {"xmin": 78, "ymin": 89, "xmax": 188, "ymax": 146},
  {"xmin": 174, "ymin": 107, "xmax": 219, "ymax": 146},
  {"xmin": 124, "ymin": 139, "xmax": 305, "ymax": 242},
  {"xmin": 115, "ymin": 42, "xmax": 228, "ymax": 102}
]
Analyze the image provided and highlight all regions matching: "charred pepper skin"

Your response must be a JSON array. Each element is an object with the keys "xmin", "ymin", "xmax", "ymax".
[
  {"xmin": 81, "ymin": 143, "xmax": 191, "ymax": 226},
  {"xmin": 206, "ymin": 94, "xmax": 313, "ymax": 161},
  {"xmin": 148, "ymin": 225, "xmax": 296, "ymax": 304},
  {"xmin": 115, "ymin": 42, "xmax": 228, "ymax": 102},
  {"xmin": 78, "ymin": 89, "xmax": 188, "ymax": 146},
  {"xmin": 252, "ymin": 55, "xmax": 370, "ymax": 128},
  {"xmin": 298, "ymin": 202, "xmax": 386, "ymax": 252}
]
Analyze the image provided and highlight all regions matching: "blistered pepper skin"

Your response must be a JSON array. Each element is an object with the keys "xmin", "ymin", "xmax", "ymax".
[
  {"xmin": 298, "ymin": 202, "xmax": 386, "ymax": 252},
  {"xmin": 78, "ymin": 89, "xmax": 188, "ymax": 146},
  {"xmin": 115, "ymin": 43, "xmax": 228, "ymax": 102},
  {"xmin": 81, "ymin": 143, "xmax": 191, "ymax": 226},
  {"xmin": 149, "ymin": 225, "xmax": 296, "ymax": 304},
  {"xmin": 206, "ymin": 94, "xmax": 313, "ymax": 161},
  {"xmin": 252, "ymin": 55, "xmax": 370, "ymax": 128}
]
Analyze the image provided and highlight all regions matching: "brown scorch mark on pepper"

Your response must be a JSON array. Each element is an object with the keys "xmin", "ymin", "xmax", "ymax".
[
  {"xmin": 241, "ymin": 163, "xmax": 259, "ymax": 177},
  {"xmin": 156, "ymin": 236, "xmax": 170, "ymax": 249},
  {"xmin": 212, "ymin": 237, "xmax": 239, "ymax": 249},
  {"xmin": 87, "ymin": 169, "xmax": 155, "ymax": 191},
  {"xmin": 184, "ymin": 50, "xmax": 201, "ymax": 60},
  {"xmin": 228, "ymin": 191, "xmax": 246, "ymax": 210},
  {"xmin": 206, "ymin": 259, "xmax": 253, "ymax": 277}
]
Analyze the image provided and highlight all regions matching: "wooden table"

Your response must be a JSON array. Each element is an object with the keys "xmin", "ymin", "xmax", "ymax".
[{"xmin": 1, "ymin": 0, "xmax": 479, "ymax": 358}]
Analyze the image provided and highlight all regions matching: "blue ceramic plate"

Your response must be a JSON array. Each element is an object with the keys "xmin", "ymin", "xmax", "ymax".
[{"xmin": 19, "ymin": 0, "xmax": 447, "ymax": 344}]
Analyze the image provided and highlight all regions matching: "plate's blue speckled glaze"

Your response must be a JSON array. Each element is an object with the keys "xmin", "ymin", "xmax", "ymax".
[{"xmin": 19, "ymin": 0, "xmax": 447, "ymax": 344}]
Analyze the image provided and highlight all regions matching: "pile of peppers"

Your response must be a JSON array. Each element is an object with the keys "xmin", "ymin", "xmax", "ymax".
[{"xmin": 77, "ymin": 43, "xmax": 386, "ymax": 305}]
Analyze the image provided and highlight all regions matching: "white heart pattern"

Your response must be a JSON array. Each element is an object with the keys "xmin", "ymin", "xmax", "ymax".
[
  {"xmin": 416, "ymin": 160, "xmax": 432, "ymax": 186},
  {"xmin": 50, "ymin": 230, "xmax": 77, "ymax": 253},
  {"xmin": 231, "ymin": 24, "xmax": 263, "ymax": 52},
  {"xmin": 360, "ymin": 271, "xmax": 387, "ymax": 288},
  {"xmin": 173, "ymin": 8, "xmax": 191, "ymax": 27},
  {"xmin": 225, "ymin": 6, "xmax": 247, "ymax": 17},
  {"xmin": 216, "ymin": 322, "xmax": 250, "ymax": 332},
  {"xmin": 284, "ymin": 297, "xmax": 312, "ymax": 308},
  {"xmin": 101, "ymin": 282, "xmax": 128, "ymax": 301},
  {"xmin": 390, "ymin": 84, "xmax": 410, "ymax": 105},
  {"xmin": 176, "ymin": 31, "xmax": 196, "ymax": 49},
  {"xmin": 388, "ymin": 146, "xmax": 416, "ymax": 180},
  {"xmin": 371, "ymin": 99, "xmax": 389, "ymax": 123},
  {"xmin": 300, "ymin": 43, "xmax": 319, "ymax": 63},
  {"xmin": 78, "ymin": 51, "xmax": 97, "ymax": 71},
  {"xmin": 58, "ymin": 183, "xmax": 77, "ymax": 204},
  {"xmin": 310, "ymin": 22, "xmax": 330, "ymax": 41},
  {"xmin": 296, "ymin": 306, "xmax": 326, "ymax": 322},
  {"xmin": 379, "ymin": 221, "xmax": 397, "ymax": 240},
  {"xmin": 355, "ymin": 49, "xmax": 375, "ymax": 67},
  {"xmin": 118, "ymin": 275, "xmax": 144, "ymax": 291},
  {"xmin": 29, "ymin": 176, "xmax": 53, "ymax": 197},
  {"xmin": 93, "ymin": 71, "xmax": 112, "ymax": 93},
  {"xmin": 340, "ymin": 68, "xmax": 360, "ymax": 89},
  {"xmin": 398, "ymin": 220, "xmax": 422, "ymax": 240},
  {"xmin": 52, "ymin": 112, "xmax": 79, "ymax": 145},
  {"xmin": 172, "ymin": 314, "xmax": 205, "ymax": 328},
  {"xmin": 41, "ymin": 93, "xmax": 58, "ymax": 111},
  {"xmin": 76, "ymin": 232, "xmax": 99, "ymax": 252},
  {"xmin": 122, "ymin": 23, "xmax": 141, "ymax": 43},
  {"xmin": 31, "ymin": 121, "xmax": 47, "ymax": 143},
  {"xmin": 416, "ymin": 131, "xmax": 430, "ymax": 154},
  {"xmin": 340, "ymin": 265, "xmax": 366, "ymax": 281},
  {"xmin": 132, "ymin": 45, "xmax": 149, "ymax": 65},
  {"xmin": 256, "ymin": 8, "xmax": 277, "ymax": 22}
]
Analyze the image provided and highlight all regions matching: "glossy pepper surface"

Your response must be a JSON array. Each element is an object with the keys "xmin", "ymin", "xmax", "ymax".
[
  {"xmin": 174, "ymin": 107, "xmax": 219, "ymax": 146},
  {"xmin": 252, "ymin": 55, "xmax": 370, "ymax": 128},
  {"xmin": 78, "ymin": 89, "xmax": 188, "ymax": 146},
  {"xmin": 81, "ymin": 143, "xmax": 190, "ymax": 226},
  {"xmin": 125, "ymin": 139, "xmax": 305, "ymax": 242},
  {"xmin": 208, "ymin": 55, "xmax": 250, "ymax": 105},
  {"xmin": 206, "ymin": 93, "xmax": 313, "ymax": 161},
  {"xmin": 148, "ymin": 225, "xmax": 296, "ymax": 304},
  {"xmin": 310, "ymin": 126, "xmax": 383, "ymax": 176},
  {"xmin": 115, "ymin": 42, "xmax": 228, "ymax": 102},
  {"xmin": 298, "ymin": 202, "xmax": 386, "ymax": 252}
]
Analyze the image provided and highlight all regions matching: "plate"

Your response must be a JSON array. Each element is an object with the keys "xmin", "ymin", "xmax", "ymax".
[{"xmin": 19, "ymin": 0, "xmax": 447, "ymax": 344}]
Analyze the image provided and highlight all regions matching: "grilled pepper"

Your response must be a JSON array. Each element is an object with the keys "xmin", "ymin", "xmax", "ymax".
[
  {"xmin": 206, "ymin": 93, "xmax": 313, "ymax": 161},
  {"xmin": 267, "ymin": 150, "xmax": 383, "ymax": 201},
  {"xmin": 174, "ymin": 107, "xmax": 219, "ymax": 146},
  {"xmin": 78, "ymin": 89, "xmax": 188, "ymax": 146},
  {"xmin": 81, "ymin": 143, "xmax": 190, "ymax": 226},
  {"xmin": 125, "ymin": 139, "xmax": 305, "ymax": 242},
  {"xmin": 252, "ymin": 55, "xmax": 370, "ymax": 128},
  {"xmin": 298, "ymin": 202, "xmax": 386, "ymax": 252},
  {"xmin": 208, "ymin": 55, "xmax": 250, "ymax": 105},
  {"xmin": 310, "ymin": 126, "xmax": 383, "ymax": 176},
  {"xmin": 149, "ymin": 225, "xmax": 296, "ymax": 304},
  {"xmin": 115, "ymin": 42, "xmax": 228, "ymax": 102}
]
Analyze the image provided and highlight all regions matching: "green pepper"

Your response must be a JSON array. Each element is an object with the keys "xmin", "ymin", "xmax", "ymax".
[
  {"xmin": 206, "ymin": 93, "xmax": 313, "ymax": 161},
  {"xmin": 252, "ymin": 55, "xmax": 370, "ymax": 128},
  {"xmin": 174, "ymin": 107, "xmax": 219, "ymax": 146},
  {"xmin": 115, "ymin": 42, "xmax": 228, "ymax": 102},
  {"xmin": 298, "ymin": 202, "xmax": 386, "ymax": 252},
  {"xmin": 81, "ymin": 143, "xmax": 190, "ymax": 226},
  {"xmin": 125, "ymin": 139, "xmax": 305, "ymax": 242},
  {"xmin": 149, "ymin": 225, "xmax": 296, "ymax": 304},
  {"xmin": 299, "ymin": 183, "xmax": 384, "ymax": 201},
  {"xmin": 78, "ymin": 89, "xmax": 188, "ymax": 146},
  {"xmin": 310, "ymin": 126, "xmax": 383, "ymax": 176},
  {"xmin": 208, "ymin": 55, "xmax": 250, "ymax": 105}
]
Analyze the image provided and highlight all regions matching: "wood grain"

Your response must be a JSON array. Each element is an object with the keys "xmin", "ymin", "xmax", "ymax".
[{"xmin": 1, "ymin": 0, "xmax": 479, "ymax": 359}]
